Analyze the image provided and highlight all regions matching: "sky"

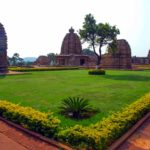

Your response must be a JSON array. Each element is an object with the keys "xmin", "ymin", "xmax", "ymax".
[{"xmin": 0, "ymin": 0, "xmax": 150, "ymax": 58}]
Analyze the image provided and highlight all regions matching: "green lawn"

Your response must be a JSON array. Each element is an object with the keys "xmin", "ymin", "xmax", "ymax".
[{"xmin": 0, "ymin": 70, "xmax": 150, "ymax": 127}]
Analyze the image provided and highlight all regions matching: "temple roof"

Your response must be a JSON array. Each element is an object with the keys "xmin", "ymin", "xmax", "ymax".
[
  {"xmin": 60, "ymin": 27, "xmax": 82, "ymax": 55},
  {"xmin": 0, "ymin": 23, "xmax": 7, "ymax": 51}
]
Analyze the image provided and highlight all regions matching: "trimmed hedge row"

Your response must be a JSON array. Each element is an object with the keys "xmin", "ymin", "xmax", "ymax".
[
  {"xmin": 88, "ymin": 69, "xmax": 105, "ymax": 75},
  {"xmin": 57, "ymin": 93, "xmax": 150, "ymax": 150},
  {"xmin": 9, "ymin": 67, "xmax": 79, "ymax": 72},
  {"xmin": 0, "ymin": 100, "xmax": 60, "ymax": 138}
]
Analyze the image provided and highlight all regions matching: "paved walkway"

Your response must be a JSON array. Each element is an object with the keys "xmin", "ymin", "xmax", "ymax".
[
  {"xmin": 0, "ymin": 120, "xmax": 59, "ymax": 150},
  {"xmin": 118, "ymin": 116, "xmax": 150, "ymax": 150}
]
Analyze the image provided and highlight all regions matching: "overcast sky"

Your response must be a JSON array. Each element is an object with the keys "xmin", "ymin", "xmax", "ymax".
[{"xmin": 0, "ymin": 0, "xmax": 149, "ymax": 57}]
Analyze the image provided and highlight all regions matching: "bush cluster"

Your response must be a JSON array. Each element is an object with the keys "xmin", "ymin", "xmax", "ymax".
[
  {"xmin": 57, "ymin": 93, "xmax": 150, "ymax": 149},
  {"xmin": 60, "ymin": 97, "xmax": 97, "ymax": 119},
  {"xmin": 9, "ymin": 67, "xmax": 79, "ymax": 72},
  {"xmin": 88, "ymin": 69, "xmax": 105, "ymax": 75},
  {"xmin": 0, "ymin": 100, "xmax": 60, "ymax": 138}
]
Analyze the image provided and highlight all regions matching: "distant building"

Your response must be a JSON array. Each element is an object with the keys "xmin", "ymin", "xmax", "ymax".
[
  {"xmin": 132, "ymin": 50, "xmax": 150, "ymax": 64},
  {"xmin": 34, "ymin": 55, "xmax": 50, "ymax": 66}
]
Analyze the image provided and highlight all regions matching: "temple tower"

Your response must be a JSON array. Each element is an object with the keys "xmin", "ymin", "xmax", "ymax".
[
  {"xmin": 0, "ymin": 23, "xmax": 8, "ymax": 72},
  {"xmin": 102, "ymin": 39, "xmax": 132, "ymax": 69},
  {"xmin": 57, "ymin": 27, "xmax": 89, "ymax": 66},
  {"xmin": 61, "ymin": 27, "xmax": 82, "ymax": 55}
]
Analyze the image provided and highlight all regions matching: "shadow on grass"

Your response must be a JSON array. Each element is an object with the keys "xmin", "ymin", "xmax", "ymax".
[
  {"xmin": 0, "ymin": 75, "xmax": 6, "ymax": 79},
  {"xmin": 103, "ymin": 74, "xmax": 150, "ymax": 81}
]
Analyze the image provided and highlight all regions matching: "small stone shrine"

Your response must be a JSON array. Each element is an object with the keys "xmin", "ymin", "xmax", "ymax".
[
  {"xmin": 0, "ymin": 23, "xmax": 8, "ymax": 73},
  {"xmin": 56, "ymin": 27, "xmax": 89, "ymax": 66},
  {"xmin": 34, "ymin": 55, "xmax": 50, "ymax": 66}
]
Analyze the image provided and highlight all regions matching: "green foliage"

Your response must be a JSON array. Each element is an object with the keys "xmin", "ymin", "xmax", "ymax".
[
  {"xmin": 88, "ymin": 69, "xmax": 105, "ymax": 75},
  {"xmin": 47, "ymin": 53, "xmax": 57, "ymax": 65},
  {"xmin": 60, "ymin": 97, "xmax": 95, "ymax": 119},
  {"xmin": 57, "ymin": 93, "xmax": 150, "ymax": 149},
  {"xmin": 79, "ymin": 14, "xmax": 120, "ymax": 67},
  {"xmin": 82, "ymin": 48, "xmax": 95, "ymax": 56},
  {"xmin": 9, "ymin": 66, "xmax": 79, "ymax": 72},
  {"xmin": 8, "ymin": 53, "xmax": 24, "ymax": 66},
  {"xmin": 0, "ymin": 100, "xmax": 60, "ymax": 138}
]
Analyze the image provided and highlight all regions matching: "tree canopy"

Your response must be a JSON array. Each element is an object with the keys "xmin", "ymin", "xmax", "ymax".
[{"xmin": 79, "ymin": 14, "xmax": 120, "ymax": 68}]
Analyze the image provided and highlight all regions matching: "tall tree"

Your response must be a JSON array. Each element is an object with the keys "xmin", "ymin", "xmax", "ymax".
[
  {"xmin": 47, "ymin": 53, "xmax": 57, "ymax": 65},
  {"xmin": 9, "ymin": 53, "xmax": 24, "ymax": 66},
  {"xmin": 79, "ymin": 14, "xmax": 120, "ymax": 68}
]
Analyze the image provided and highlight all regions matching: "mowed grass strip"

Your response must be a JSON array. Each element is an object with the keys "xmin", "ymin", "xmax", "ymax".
[{"xmin": 0, "ymin": 70, "xmax": 150, "ymax": 127}]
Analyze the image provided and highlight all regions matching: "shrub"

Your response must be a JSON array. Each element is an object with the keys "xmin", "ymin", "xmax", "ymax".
[
  {"xmin": 0, "ymin": 100, "xmax": 60, "ymax": 138},
  {"xmin": 9, "ymin": 67, "xmax": 79, "ymax": 72},
  {"xmin": 57, "ymin": 93, "xmax": 150, "ymax": 149},
  {"xmin": 60, "ymin": 97, "xmax": 97, "ymax": 119},
  {"xmin": 88, "ymin": 69, "xmax": 105, "ymax": 75}
]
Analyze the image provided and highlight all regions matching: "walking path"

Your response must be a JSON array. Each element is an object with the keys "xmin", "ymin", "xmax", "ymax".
[
  {"xmin": 117, "ymin": 115, "xmax": 150, "ymax": 150},
  {"xmin": 0, "ymin": 120, "xmax": 59, "ymax": 150}
]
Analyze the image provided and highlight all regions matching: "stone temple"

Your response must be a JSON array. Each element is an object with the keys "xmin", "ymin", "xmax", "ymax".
[
  {"xmin": 102, "ymin": 39, "xmax": 132, "ymax": 69},
  {"xmin": 0, "ymin": 23, "xmax": 8, "ymax": 73},
  {"xmin": 56, "ymin": 27, "xmax": 89, "ymax": 66}
]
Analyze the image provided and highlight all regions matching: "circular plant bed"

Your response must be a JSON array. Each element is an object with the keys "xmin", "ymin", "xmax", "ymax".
[{"xmin": 59, "ymin": 97, "xmax": 99, "ymax": 120}]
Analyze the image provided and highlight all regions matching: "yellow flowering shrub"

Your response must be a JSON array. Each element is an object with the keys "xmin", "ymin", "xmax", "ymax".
[
  {"xmin": 9, "ymin": 67, "xmax": 79, "ymax": 72},
  {"xmin": 57, "ymin": 93, "xmax": 150, "ymax": 150},
  {"xmin": 0, "ymin": 100, "xmax": 60, "ymax": 137}
]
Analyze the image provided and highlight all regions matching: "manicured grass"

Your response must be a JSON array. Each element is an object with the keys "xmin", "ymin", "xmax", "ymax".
[{"xmin": 0, "ymin": 70, "xmax": 150, "ymax": 127}]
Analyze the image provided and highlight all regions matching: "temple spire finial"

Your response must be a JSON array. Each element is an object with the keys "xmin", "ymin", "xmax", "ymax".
[{"xmin": 69, "ymin": 27, "xmax": 74, "ymax": 33}]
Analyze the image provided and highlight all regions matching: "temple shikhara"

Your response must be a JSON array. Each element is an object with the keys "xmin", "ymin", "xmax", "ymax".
[
  {"xmin": 0, "ymin": 23, "xmax": 8, "ymax": 73},
  {"xmin": 56, "ymin": 27, "xmax": 89, "ymax": 66},
  {"xmin": 101, "ymin": 39, "xmax": 132, "ymax": 69}
]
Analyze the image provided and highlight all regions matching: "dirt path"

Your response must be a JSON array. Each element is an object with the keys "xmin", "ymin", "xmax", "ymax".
[
  {"xmin": 117, "ymin": 116, "xmax": 150, "ymax": 150},
  {"xmin": 0, "ymin": 120, "xmax": 59, "ymax": 150}
]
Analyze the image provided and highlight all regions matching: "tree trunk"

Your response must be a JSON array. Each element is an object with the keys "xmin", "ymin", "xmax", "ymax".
[
  {"xmin": 96, "ymin": 45, "xmax": 102, "ymax": 69},
  {"xmin": 95, "ymin": 55, "xmax": 101, "ymax": 69},
  {"xmin": 92, "ymin": 43, "xmax": 101, "ymax": 69}
]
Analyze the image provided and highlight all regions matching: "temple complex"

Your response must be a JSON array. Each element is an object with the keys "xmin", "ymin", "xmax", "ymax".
[
  {"xmin": 56, "ymin": 28, "xmax": 132, "ymax": 69},
  {"xmin": 0, "ymin": 23, "xmax": 8, "ymax": 73},
  {"xmin": 56, "ymin": 27, "xmax": 89, "ymax": 66}
]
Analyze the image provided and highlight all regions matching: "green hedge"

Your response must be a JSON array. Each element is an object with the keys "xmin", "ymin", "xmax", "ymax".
[
  {"xmin": 88, "ymin": 69, "xmax": 105, "ymax": 75},
  {"xmin": 0, "ymin": 100, "xmax": 60, "ymax": 138},
  {"xmin": 9, "ymin": 67, "xmax": 79, "ymax": 72},
  {"xmin": 57, "ymin": 93, "xmax": 150, "ymax": 149}
]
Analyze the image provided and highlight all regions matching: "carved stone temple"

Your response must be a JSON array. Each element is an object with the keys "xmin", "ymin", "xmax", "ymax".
[
  {"xmin": 56, "ymin": 27, "xmax": 89, "ymax": 66},
  {"xmin": 101, "ymin": 39, "xmax": 132, "ymax": 69},
  {"xmin": 0, "ymin": 23, "xmax": 8, "ymax": 72}
]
